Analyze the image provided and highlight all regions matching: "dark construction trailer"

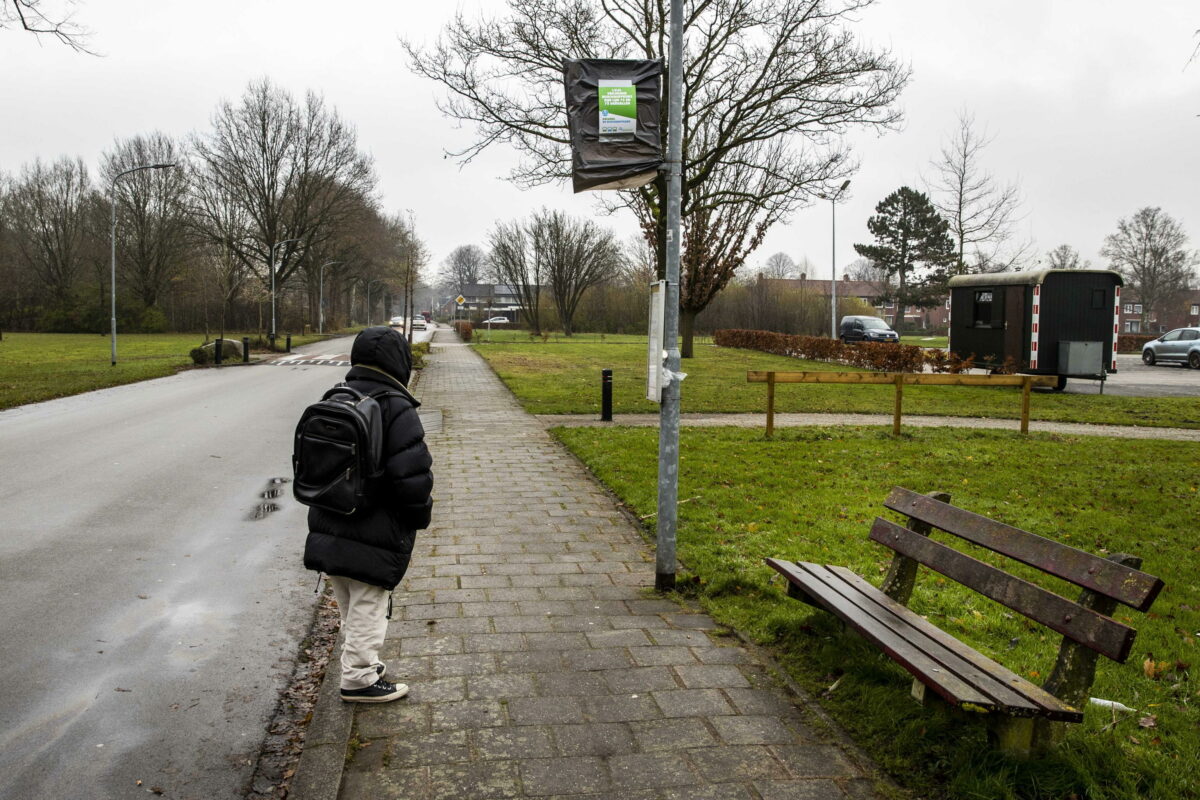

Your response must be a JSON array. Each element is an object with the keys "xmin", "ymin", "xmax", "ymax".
[{"xmin": 947, "ymin": 269, "xmax": 1122, "ymax": 390}]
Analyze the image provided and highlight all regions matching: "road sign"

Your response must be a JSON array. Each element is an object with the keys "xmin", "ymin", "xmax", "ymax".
[{"xmin": 455, "ymin": 295, "xmax": 466, "ymax": 305}]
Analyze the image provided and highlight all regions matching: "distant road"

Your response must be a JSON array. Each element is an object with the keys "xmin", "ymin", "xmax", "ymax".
[{"xmin": 0, "ymin": 335, "xmax": 369, "ymax": 799}]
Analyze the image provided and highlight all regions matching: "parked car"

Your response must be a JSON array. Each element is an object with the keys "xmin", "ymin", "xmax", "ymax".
[
  {"xmin": 839, "ymin": 315, "xmax": 900, "ymax": 343},
  {"xmin": 1141, "ymin": 327, "xmax": 1200, "ymax": 369},
  {"xmin": 482, "ymin": 316, "xmax": 510, "ymax": 324}
]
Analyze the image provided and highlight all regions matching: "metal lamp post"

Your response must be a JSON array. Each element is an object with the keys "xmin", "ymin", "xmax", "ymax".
[
  {"xmin": 270, "ymin": 237, "xmax": 301, "ymax": 348},
  {"xmin": 366, "ymin": 279, "xmax": 386, "ymax": 327},
  {"xmin": 110, "ymin": 163, "xmax": 175, "ymax": 366},
  {"xmin": 317, "ymin": 261, "xmax": 341, "ymax": 334},
  {"xmin": 654, "ymin": 0, "xmax": 686, "ymax": 592},
  {"xmin": 819, "ymin": 179, "xmax": 851, "ymax": 338}
]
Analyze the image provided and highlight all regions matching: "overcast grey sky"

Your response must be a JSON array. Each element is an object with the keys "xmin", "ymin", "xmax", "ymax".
[{"xmin": 3, "ymin": 1, "xmax": 1197, "ymax": 281}]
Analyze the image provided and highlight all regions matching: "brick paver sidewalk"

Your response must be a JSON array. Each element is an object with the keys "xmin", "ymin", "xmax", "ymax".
[{"xmin": 336, "ymin": 328, "xmax": 882, "ymax": 799}]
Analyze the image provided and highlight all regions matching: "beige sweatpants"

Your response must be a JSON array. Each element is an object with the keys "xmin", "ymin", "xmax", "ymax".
[{"xmin": 328, "ymin": 575, "xmax": 391, "ymax": 691}]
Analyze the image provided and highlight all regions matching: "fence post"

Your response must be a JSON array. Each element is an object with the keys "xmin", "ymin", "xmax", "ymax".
[
  {"xmin": 1021, "ymin": 376, "xmax": 1032, "ymax": 434},
  {"xmin": 766, "ymin": 372, "xmax": 776, "ymax": 439},
  {"xmin": 285, "ymin": 334, "xmax": 292, "ymax": 353},
  {"xmin": 893, "ymin": 374, "xmax": 903, "ymax": 436},
  {"xmin": 242, "ymin": 337, "xmax": 250, "ymax": 363}
]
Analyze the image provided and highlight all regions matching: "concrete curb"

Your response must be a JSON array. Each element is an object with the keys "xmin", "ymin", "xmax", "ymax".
[{"xmin": 289, "ymin": 634, "xmax": 352, "ymax": 800}]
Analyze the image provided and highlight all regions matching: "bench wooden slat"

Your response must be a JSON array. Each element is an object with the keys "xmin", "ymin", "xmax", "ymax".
[
  {"xmin": 765, "ymin": 558, "xmax": 998, "ymax": 709},
  {"xmin": 870, "ymin": 518, "xmax": 1136, "ymax": 663},
  {"xmin": 808, "ymin": 565, "xmax": 1051, "ymax": 718},
  {"xmin": 884, "ymin": 487, "xmax": 1164, "ymax": 612},
  {"xmin": 828, "ymin": 567, "xmax": 1083, "ymax": 721}
]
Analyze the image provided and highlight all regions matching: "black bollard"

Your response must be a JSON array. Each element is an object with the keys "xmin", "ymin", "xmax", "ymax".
[
  {"xmin": 242, "ymin": 337, "xmax": 250, "ymax": 363},
  {"xmin": 285, "ymin": 334, "xmax": 292, "ymax": 353},
  {"xmin": 601, "ymin": 368, "xmax": 613, "ymax": 422},
  {"xmin": 268, "ymin": 333, "xmax": 275, "ymax": 352},
  {"xmin": 215, "ymin": 338, "xmax": 223, "ymax": 365}
]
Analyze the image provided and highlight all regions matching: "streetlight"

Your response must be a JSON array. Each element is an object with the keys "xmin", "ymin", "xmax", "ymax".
[
  {"xmin": 110, "ymin": 162, "xmax": 175, "ymax": 366},
  {"xmin": 366, "ymin": 279, "xmax": 386, "ymax": 327},
  {"xmin": 270, "ymin": 237, "xmax": 301, "ymax": 347},
  {"xmin": 819, "ymin": 179, "xmax": 851, "ymax": 339},
  {"xmin": 317, "ymin": 261, "xmax": 342, "ymax": 334}
]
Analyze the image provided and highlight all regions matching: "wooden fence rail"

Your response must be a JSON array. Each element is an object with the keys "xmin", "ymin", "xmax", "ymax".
[{"xmin": 746, "ymin": 371, "xmax": 1059, "ymax": 437}]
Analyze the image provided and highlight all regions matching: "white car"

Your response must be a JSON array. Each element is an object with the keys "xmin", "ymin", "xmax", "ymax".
[
  {"xmin": 388, "ymin": 316, "xmax": 404, "ymax": 327},
  {"xmin": 482, "ymin": 316, "xmax": 510, "ymax": 324},
  {"xmin": 410, "ymin": 317, "xmax": 427, "ymax": 331}
]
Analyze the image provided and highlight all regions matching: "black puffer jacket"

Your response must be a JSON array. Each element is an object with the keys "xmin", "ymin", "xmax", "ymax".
[{"xmin": 303, "ymin": 326, "xmax": 433, "ymax": 589}]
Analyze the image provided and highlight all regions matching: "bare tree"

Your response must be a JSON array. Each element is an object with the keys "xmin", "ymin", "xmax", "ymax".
[
  {"xmin": 488, "ymin": 218, "xmax": 544, "ymax": 335},
  {"xmin": 1044, "ymin": 244, "xmax": 1089, "ymax": 271},
  {"xmin": 2, "ymin": 0, "xmax": 92, "ymax": 51},
  {"xmin": 440, "ymin": 244, "xmax": 486, "ymax": 292},
  {"xmin": 758, "ymin": 252, "xmax": 797, "ymax": 280},
  {"xmin": 534, "ymin": 209, "xmax": 622, "ymax": 336},
  {"xmin": 927, "ymin": 110, "xmax": 1028, "ymax": 274},
  {"xmin": 406, "ymin": 0, "xmax": 909, "ymax": 353},
  {"xmin": 3, "ymin": 157, "xmax": 93, "ymax": 303},
  {"xmin": 619, "ymin": 234, "xmax": 658, "ymax": 287},
  {"xmin": 101, "ymin": 133, "xmax": 191, "ymax": 309},
  {"xmin": 191, "ymin": 78, "xmax": 376, "ymax": 311},
  {"xmin": 1101, "ymin": 207, "xmax": 1197, "ymax": 329}
]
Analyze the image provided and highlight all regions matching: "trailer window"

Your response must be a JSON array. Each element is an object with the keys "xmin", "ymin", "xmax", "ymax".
[{"xmin": 972, "ymin": 290, "xmax": 1000, "ymax": 328}]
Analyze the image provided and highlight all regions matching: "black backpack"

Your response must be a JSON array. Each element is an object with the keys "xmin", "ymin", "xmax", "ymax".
[{"xmin": 292, "ymin": 384, "xmax": 399, "ymax": 515}]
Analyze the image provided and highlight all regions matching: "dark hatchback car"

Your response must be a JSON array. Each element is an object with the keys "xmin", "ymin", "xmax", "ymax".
[{"xmin": 839, "ymin": 315, "xmax": 900, "ymax": 343}]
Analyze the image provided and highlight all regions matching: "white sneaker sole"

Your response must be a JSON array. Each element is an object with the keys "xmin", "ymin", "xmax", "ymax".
[{"xmin": 340, "ymin": 683, "xmax": 409, "ymax": 703}]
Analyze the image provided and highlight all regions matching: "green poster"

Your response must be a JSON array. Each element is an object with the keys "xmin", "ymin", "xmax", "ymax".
[{"xmin": 598, "ymin": 79, "xmax": 636, "ymax": 137}]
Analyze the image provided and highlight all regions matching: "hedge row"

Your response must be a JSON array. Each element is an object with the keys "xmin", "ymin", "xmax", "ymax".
[
  {"xmin": 713, "ymin": 329, "xmax": 995, "ymax": 373},
  {"xmin": 1117, "ymin": 333, "xmax": 1156, "ymax": 353},
  {"xmin": 452, "ymin": 320, "xmax": 474, "ymax": 342}
]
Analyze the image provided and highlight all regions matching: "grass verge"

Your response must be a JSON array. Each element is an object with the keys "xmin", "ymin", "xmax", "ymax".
[
  {"xmin": 473, "ymin": 336, "xmax": 1200, "ymax": 429},
  {"xmin": 0, "ymin": 331, "xmax": 343, "ymax": 410},
  {"xmin": 552, "ymin": 425, "xmax": 1199, "ymax": 800}
]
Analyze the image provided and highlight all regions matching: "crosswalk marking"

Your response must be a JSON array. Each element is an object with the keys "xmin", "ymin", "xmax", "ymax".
[{"xmin": 267, "ymin": 354, "xmax": 351, "ymax": 367}]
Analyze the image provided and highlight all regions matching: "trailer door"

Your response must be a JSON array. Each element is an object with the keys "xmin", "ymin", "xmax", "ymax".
[{"xmin": 1004, "ymin": 285, "xmax": 1026, "ymax": 365}]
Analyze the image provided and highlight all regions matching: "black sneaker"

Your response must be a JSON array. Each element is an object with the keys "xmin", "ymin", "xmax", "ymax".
[{"xmin": 340, "ymin": 679, "xmax": 409, "ymax": 703}]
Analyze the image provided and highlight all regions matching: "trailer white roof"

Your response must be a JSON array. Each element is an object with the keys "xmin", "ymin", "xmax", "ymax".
[{"xmin": 947, "ymin": 269, "xmax": 1123, "ymax": 288}]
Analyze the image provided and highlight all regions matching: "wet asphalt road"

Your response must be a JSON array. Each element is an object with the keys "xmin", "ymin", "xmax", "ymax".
[
  {"xmin": 0, "ymin": 336, "xmax": 366, "ymax": 800},
  {"xmin": 1062, "ymin": 353, "xmax": 1200, "ymax": 396}
]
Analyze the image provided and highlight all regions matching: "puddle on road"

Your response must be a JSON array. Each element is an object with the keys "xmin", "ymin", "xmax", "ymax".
[{"xmin": 247, "ymin": 478, "xmax": 290, "ymax": 521}]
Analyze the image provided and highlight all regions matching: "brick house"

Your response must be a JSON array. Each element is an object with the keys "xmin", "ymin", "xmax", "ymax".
[{"xmin": 1116, "ymin": 287, "xmax": 1200, "ymax": 334}]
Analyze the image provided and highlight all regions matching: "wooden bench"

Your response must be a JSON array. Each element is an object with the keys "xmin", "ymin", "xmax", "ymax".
[{"xmin": 766, "ymin": 487, "xmax": 1165, "ymax": 755}]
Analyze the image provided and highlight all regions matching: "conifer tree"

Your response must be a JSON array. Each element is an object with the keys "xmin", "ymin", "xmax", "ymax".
[{"xmin": 853, "ymin": 187, "xmax": 954, "ymax": 328}]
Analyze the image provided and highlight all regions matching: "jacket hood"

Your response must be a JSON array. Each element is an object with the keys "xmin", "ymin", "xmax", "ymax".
[{"xmin": 349, "ymin": 326, "xmax": 413, "ymax": 387}]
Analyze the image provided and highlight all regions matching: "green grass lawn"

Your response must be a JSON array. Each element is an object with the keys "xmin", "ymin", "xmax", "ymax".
[
  {"xmin": 553, "ymin": 425, "xmax": 1200, "ymax": 799},
  {"xmin": 0, "ymin": 331, "xmax": 338, "ymax": 410},
  {"xmin": 901, "ymin": 334, "xmax": 949, "ymax": 348},
  {"xmin": 473, "ymin": 336, "xmax": 1200, "ymax": 429}
]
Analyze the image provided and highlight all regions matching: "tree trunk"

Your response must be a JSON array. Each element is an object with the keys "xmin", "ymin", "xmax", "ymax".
[{"xmin": 680, "ymin": 308, "xmax": 697, "ymax": 359}]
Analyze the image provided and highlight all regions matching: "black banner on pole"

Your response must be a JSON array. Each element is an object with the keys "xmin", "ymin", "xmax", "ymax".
[{"xmin": 563, "ymin": 58, "xmax": 663, "ymax": 193}]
